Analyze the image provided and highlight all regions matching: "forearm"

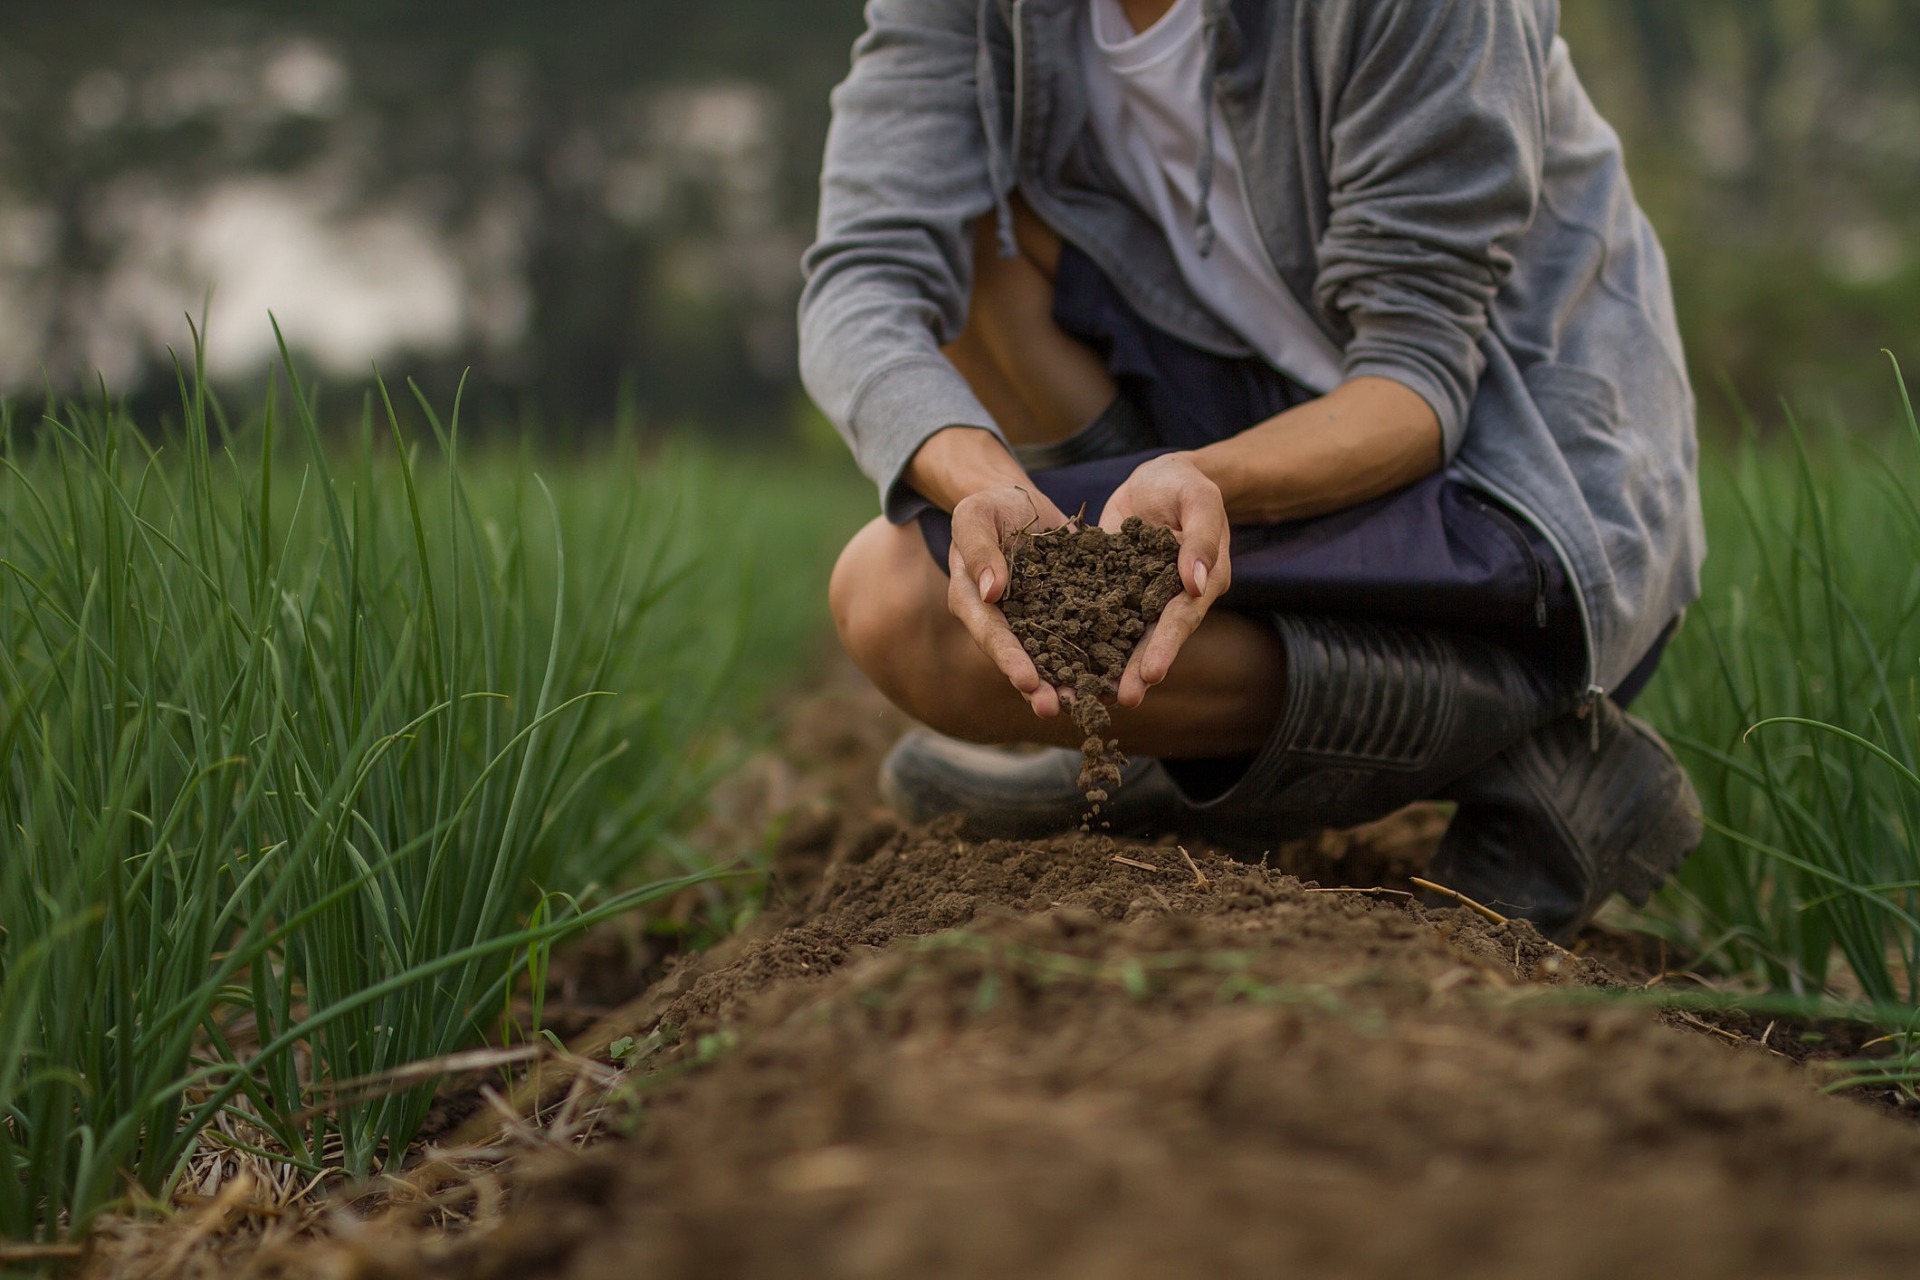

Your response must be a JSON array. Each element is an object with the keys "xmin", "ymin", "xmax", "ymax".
[
  {"xmin": 1191, "ymin": 376, "xmax": 1443, "ymax": 525},
  {"xmin": 904, "ymin": 425, "xmax": 1034, "ymax": 514},
  {"xmin": 798, "ymin": 0, "xmax": 1014, "ymax": 516}
]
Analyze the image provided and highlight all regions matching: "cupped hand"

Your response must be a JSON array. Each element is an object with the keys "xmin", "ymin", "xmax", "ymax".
[
  {"xmin": 1097, "ymin": 452, "xmax": 1231, "ymax": 708},
  {"xmin": 947, "ymin": 483, "xmax": 1071, "ymax": 718}
]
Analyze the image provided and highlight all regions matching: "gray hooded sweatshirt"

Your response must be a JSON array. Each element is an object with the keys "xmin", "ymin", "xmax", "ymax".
[{"xmin": 798, "ymin": 0, "xmax": 1705, "ymax": 698}]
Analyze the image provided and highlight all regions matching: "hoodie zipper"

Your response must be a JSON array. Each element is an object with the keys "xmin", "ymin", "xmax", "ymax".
[
  {"xmin": 1466, "ymin": 491, "xmax": 1550, "ymax": 634},
  {"xmin": 1010, "ymin": 0, "xmax": 1028, "ymax": 163},
  {"xmin": 1455, "ymin": 463, "xmax": 1606, "ymax": 738},
  {"xmin": 1467, "ymin": 488, "xmax": 1607, "ymax": 743}
]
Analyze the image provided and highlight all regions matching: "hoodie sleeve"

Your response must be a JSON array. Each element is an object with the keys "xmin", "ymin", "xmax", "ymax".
[
  {"xmin": 799, "ymin": 0, "xmax": 1010, "ymax": 522},
  {"xmin": 1311, "ymin": 0, "xmax": 1550, "ymax": 459}
]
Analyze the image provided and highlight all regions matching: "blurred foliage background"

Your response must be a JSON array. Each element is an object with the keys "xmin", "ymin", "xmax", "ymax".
[{"xmin": 1, "ymin": 0, "xmax": 1916, "ymax": 437}]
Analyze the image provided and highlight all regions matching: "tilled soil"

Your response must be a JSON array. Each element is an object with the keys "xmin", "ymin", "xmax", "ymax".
[{"xmin": 337, "ymin": 675, "xmax": 1920, "ymax": 1280}]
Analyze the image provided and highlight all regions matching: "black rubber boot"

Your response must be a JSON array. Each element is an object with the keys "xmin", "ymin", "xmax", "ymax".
[
  {"xmin": 1172, "ymin": 613, "xmax": 1569, "ymax": 850},
  {"xmin": 1423, "ymin": 696, "xmax": 1704, "ymax": 945},
  {"xmin": 879, "ymin": 731, "xmax": 1179, "ymax": 840}
]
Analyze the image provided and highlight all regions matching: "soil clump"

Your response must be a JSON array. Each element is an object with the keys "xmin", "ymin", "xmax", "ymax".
[{"xmin": 1000, "ymin": 515, "xmax": 1180, "ymax": 813}]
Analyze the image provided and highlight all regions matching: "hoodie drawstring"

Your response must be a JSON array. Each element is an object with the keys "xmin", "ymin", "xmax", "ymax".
[
  {"xmin": 1193, "ymin": 8, "xmax": 1223, "ymax": 258},
  {"xmin": 978, "ymin": 0, "xmax": 1018, "ymax": 259},
  {"xmin": 981, "ymin": 0, "xmax": 1223, "ymax": 261}
]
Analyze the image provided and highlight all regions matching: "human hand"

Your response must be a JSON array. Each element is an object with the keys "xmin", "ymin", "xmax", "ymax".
[
  {"xmin": 1097, "ymin": 452, "xmax": 1230, "ymax": 708},
  {"xmin": 947, "ymin": 483, "xmax": 1072, "ymax": 718}
]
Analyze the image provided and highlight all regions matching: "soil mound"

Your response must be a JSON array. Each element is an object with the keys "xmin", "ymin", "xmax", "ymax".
[
  {"xmin": 144, "ymin": 675, "xmax": 1920, "ymax": 1280},
  {"xmin": 344, "ymin": 694, "xmax": 1920, "ymax": 1280},
  {"xmin": 1001, "ymin": 515, "xmax": 1179, "ymax": 810}
]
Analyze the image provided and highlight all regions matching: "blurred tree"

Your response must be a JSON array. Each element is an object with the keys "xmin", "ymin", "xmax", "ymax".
[
  {"xmin": 1562, "ymin": 0, "xmax": 1920, "ymax": 421},
  {"xmin": 0, "ymin": 1, "xmax": 1915, "ymax": 433},
  {"xmin": 0, "ymin": 0, "xmax": 865, "ymax": 434}
]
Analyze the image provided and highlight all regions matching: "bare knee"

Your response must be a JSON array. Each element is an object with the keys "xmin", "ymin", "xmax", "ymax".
[{"xmin": 830, "ymin": 517, "xmax": 929, "ymax": 679}]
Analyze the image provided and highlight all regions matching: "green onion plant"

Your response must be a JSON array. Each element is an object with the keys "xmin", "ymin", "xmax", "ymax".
[
  {"xmin": 1640, "ymin": 355, "xmax": 1920, "ymax": 1083},
  {"xmin": 0, "ymin": 335, "xmax": 857, "ymax": 1247}
]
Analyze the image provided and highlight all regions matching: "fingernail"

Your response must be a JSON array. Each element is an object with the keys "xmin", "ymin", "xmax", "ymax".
[
  {"xmin": 1194, "ymin": 561, "xmax": 1208, "ymax": 594},
  {"xmin": 978, "ymin": 569, "xmax": 995, "ymax": 599}
]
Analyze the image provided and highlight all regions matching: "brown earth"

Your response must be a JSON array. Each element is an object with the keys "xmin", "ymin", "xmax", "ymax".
[
  {"xmin": 78, "ymin": 669, "xmax": 1920, "ymax": 1280},
  {"xmin": 1001, "ymin": 514, "xmax": 1180, "ymax": 810},
  {"xmin": 301, "ymin": 670, "xmax": 1920, "ymax": 1280}
]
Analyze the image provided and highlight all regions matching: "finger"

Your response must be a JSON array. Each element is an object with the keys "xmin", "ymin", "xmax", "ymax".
[
  {"xmin": 1135, "ymin": 593, "xmax": 1208, "ymax": 689},
  {"xmin": 1177, "ymin": 490, "xmax": 1230, "ymax": 598},
  {"xmin": 1116, "ymin": 627, "xmax": 1154, "ymax": 708},
  {"xmin": 951, "ymin": 505, "xmax": 1012, "ymax": 605},
  {"xmin": 948, "ymin": 561, "xmax": 1037, "ymax": 686},
  {"xmin": 958, "ymin": 590, "xmax": 1059, "ymax": 717},
  {"xmin": 1198, "ymin": 540, "xmax": 1230, "ymax": 602},
  {"xmin": 1029, "ymin": 682, "xmax": 1062, "ymax": 719},
  {"xmin": 1096, "ymin": 486, "xmax": 1134, "ymax": 534},
  {"xmin": 976, "ymin": 549, "xmax": 1010, "ymax": 605},
  {"xmin": 947, "ymin": 545, "xmax": 1058, "ymax": 715}
]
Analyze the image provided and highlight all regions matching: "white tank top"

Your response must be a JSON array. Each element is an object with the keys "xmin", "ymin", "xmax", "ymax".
[{"xmin": 1078, "ymin": 0, "xmax": 1346, "ymax": 394}]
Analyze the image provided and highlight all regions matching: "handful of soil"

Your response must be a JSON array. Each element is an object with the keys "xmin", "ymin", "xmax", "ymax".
[{"xmin": 999, "ymin": 514, "xmax": 1182, "ymax": 818}]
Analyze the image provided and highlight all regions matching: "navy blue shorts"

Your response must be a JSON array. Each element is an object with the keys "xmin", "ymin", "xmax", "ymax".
[{"xmin": 917, "ymin": 245, "xmax": 1667, "ymax": 707}]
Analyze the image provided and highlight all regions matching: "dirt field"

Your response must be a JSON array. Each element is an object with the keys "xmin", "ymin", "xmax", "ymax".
[
  {"xmin": 304, "ymin": 672, "xmax": 1919, "ymax": 1280},
  {"xmin": 81, "ymin": 671, "xmax": 1920, "ymax": 1280}
]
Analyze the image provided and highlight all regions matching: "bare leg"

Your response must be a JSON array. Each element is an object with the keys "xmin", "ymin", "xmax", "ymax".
[
  {"xmin": 833, "ymin": 198, "xmax": 1286, "ymax": 755},
  {"xmin": 941, "ymin": 200, "xmax": 1116, "ymax": 448}
]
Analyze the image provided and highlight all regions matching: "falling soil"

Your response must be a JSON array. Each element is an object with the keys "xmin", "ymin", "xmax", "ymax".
[
  {"xmin": 90, "ymin": 673, "xmax": 1920, "ymax": 1280},
  {"xmin": 1000, "ymin": 515, "xmax": 1181, "ymax": 813}
]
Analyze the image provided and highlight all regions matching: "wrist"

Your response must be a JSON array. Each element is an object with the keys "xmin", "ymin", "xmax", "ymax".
[
  {"xmin": 1186, "ymin": 442, "xmax": 1252, "ymax": 518},
  {"xmin": 905, "ymin": 426, "xmax": 1028, "ymax": 513}
]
